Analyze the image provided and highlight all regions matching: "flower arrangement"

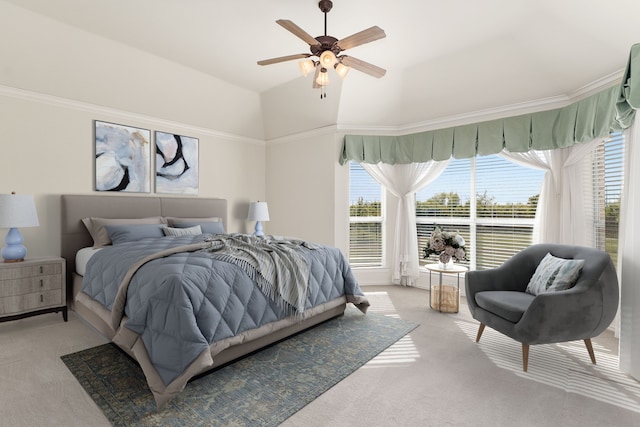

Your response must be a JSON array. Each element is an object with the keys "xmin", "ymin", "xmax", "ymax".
[{"xmin": 423, "ymin": 225, "xmax": 466, "ymax": 264}]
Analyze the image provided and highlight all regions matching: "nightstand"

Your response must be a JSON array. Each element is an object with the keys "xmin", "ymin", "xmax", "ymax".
[{"xmin": 0, "ymin": 257, "xmax": 67, "ymax": 323}]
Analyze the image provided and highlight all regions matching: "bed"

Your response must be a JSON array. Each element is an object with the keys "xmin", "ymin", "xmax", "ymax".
[{"xmin": 60, "ymin": 194, "xmax": 368, "ymax": 408}]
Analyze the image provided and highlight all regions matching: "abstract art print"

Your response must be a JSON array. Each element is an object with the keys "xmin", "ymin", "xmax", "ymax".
[
  {"xmin": 94, "ymin": 121, "xmax": 151, "ymax": 192},
  {"xmin": 155, "ymin": 131, "xmax": 199, "ymax": 195}
]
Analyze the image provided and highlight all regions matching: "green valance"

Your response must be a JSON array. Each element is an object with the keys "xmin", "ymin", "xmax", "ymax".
[
  {"xmin": 340, "ymin": 43, "xmax": 640, "ymax": 165},
  {"xmin": 616, "ymin": 43, "xmax": 640, "ymax": 129}
]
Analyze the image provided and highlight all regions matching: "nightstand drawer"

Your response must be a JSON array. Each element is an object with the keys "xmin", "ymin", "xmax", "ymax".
[
  {"xmin": 0, "ymin": 262, "xmax": 62, "ymax": 280},
  {"xmin": 0, "ymin": 274, "xmax": 62, "ymax": 297},
  {"xmin": 0, "ymin": 290, "xmax": 64, "ymax": 315}
]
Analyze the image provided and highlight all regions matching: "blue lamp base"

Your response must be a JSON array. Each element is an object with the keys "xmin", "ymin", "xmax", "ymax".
[
  {"xmin": 2, "ymin": 227, "xmax": 27, "ymax": 262},
  {"xmin": 253, "ymin": 221, "xmax": 264, "ymax": 236}
]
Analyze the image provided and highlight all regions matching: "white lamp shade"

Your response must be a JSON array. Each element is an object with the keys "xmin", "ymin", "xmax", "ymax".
[
  {"xmin": 335, "ymin": 62, "xmax": 351, "ymax": 79},
  {"xmin": 247, "ymin": 202, "xmax": 270, "ymax": 222},
  {"xmin": 315, "ymin": 68, "xmax": 330, "ymax": 86},
  {"xmin": 319, "ymin": 50, "xmax": 337, "ymax": 68},
  {"xmin": 299, "ymin": 59, "xmax": 315, "ymax": 77},
  {"xmin": 0, "ymin": 194, "xmax": 39, "ymax": 228}
]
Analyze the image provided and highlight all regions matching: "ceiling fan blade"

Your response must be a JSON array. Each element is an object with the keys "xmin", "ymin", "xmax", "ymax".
[
  {"xmin": 341, "ymin": 56, "xmax": 386, "ymax": 78},
  {"xmin": 336, "ymin": 26, "xmax": 386, "ymax": 51},
  {"xmin": 257, "ymin": 53, "xmax": 311, "ymax": 66},
  {"xmin": 276, "ymin": 19, "xmax": 320, "ymax": 46}
]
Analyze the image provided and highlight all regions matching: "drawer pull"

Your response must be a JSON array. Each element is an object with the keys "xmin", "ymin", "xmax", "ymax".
[
  {"xmin": 40, "ymin": 279, "xmax": 43, "ymax": 287},
  {"xmin": 40, "ymin": 266, "xmax": 43, "ymax": 274},
  {"xmin": 40, "ymin": 294, "xmax": 44, "ymax": 303}
]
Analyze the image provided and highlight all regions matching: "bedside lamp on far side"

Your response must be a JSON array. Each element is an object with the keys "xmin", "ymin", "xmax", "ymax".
[
  {"xmin": 0, "ymin": 192, "xmax": 39, "ymax": 263},
  {"xmin": 247, "ymin": 201, "xmax": 269, "ymax": 236}
]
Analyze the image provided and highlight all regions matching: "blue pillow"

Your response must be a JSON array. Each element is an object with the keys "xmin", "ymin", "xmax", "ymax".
[
  {"xmin": 105, "ymin": 224, "xmax": 166, "ymax": 245},
  {"xmin": 172, "ymin": 221, "xmax": 225, "ymax": 235}
]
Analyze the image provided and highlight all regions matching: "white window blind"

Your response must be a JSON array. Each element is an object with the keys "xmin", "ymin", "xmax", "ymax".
[
  {"xmin": 416, "ymin": 158, "xmax": 471, "ymax": 219},
  {"xmin": 474, "ymin": 155, "xmax": 543, "ymax": 269},
  {"xmin": 349, "ymin": 162, "xmax": 383, "ymax": 267},
  {"xmin": 586, "ymin": 133, "xmax": 624, "ymax": 265},
  {"xmin": 416, "ymin": 155, "xmax": 544, "ymax": 270},
  {"xmin": 475, "ymin": 225, "xmax": 535, "ymax": 269},
  {"xmin": 416, "ymin": 158, "xmax": 472, "ymax": 266}
]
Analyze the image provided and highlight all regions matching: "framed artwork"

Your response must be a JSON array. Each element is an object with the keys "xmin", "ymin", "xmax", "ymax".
[
  {"xmin": 155, "ymin": 131, "xmax": 199, "ymax": 195},
  {"xmin": 94, "ymin": 121, "xmax": 151, "ymax": 192}
]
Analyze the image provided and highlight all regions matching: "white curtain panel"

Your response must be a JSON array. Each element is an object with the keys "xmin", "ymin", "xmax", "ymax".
[
  {"xmin": 500, "ymin": 139, "xmax": 600, "ymax": 245},
  {"xmin": 619, "ymin": 122, "xmax": 640, "ymax": 378},
  {"xmin": 361, "ymin": 160, "xmax": 449, "ymax": 286}
]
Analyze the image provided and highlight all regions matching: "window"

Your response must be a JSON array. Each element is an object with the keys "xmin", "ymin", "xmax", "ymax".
[
  {"xmin": 416, "ymin": 155, "xmax": 545, "ymax": 270},
  {"xmin": 416, "ymin": 158, "xmax": 471, "ymax": 267},
  {"xmin": 349, "ymin": 134, "xmax": 624, "ymax": 273},
  {"xmin": 587, "ymin": 132, "xmax": 624, "ymax": 265},
  {"xmin": 349, "ymin": 162, "xmax": 384, "ymax": 267},
  {"xmin": 474, "ymin": 155, "xmax": 542, "ymax": 269},
  {"xmin": 416, "ymin": 136, "xmax": 624, "ymax": 271}
]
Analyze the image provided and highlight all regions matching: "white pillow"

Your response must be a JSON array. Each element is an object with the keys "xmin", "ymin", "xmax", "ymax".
[
  {"xmin": 526, "ymin": 252, "xmax": 585, "ymax": 295},
  {"xmin": 162, "ymin": 225, "xmax": 202, "ymax": 237}
]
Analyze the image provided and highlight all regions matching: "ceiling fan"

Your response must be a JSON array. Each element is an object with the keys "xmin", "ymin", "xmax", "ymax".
[{"xmin": 257, "ymin": 0, "xmax": 386, "ymax": 96}]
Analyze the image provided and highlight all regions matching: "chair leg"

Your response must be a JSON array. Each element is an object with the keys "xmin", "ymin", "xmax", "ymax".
[
  {"xmin": 475, "ymin": 323, "xmax": 485, "ymax": 343},
  {"xmin": 522, "ymin": 344, "xmax": 529, "ymax": 372},
  {"xmin": 584, "ymin": 339, "xmax": 596, "ymax": 364}
]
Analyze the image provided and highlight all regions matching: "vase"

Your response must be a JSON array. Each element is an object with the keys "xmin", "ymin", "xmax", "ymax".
[{"xmin": 438, "ymin": 259, "xmax": 454, "ymax": 270}]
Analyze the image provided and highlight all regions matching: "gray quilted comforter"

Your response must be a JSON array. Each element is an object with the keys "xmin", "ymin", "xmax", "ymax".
[{"xmin": 82, "ymin": 234, "xmax": 367, "ymax": 403}]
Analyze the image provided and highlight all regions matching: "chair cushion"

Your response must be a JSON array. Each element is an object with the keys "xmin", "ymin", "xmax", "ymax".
[
  {"xmin": 525, "ymin": 252, "xmax": 585, "ymax": 295},
  {"xmin": 475, "ymin": 291, "xmax": 536, "ymax": 323}
]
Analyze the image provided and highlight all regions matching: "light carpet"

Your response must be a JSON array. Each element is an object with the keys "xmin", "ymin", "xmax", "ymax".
[
  {"xmin": 456, "ymin": 319, "xmax": 640, "ymax": 413},
  {"xmin": 61, "ymin": 306, "xmax": 418, "ymax": 426}
]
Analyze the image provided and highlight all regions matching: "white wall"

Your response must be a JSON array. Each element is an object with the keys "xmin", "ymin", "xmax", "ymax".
[
  {"xmin": 0, "ymin": 2, "xmax": 269, "ymax": 259},
  {"xmin": 261, "ymin": 77, "xmax": 342, "ymax": 140},
  {"xmin": 0, "ymin": 88, "xmax": 266, "ymax": 258},
  {"xmin": 0, "ymin": 1, "xmax": 264, "ymax": 140},
  {"xmin": 265, "ymin": 129, "xmax": 341, "ymax": 247}
]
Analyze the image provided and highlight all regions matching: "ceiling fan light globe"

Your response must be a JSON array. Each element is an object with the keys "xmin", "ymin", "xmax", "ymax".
[
  {"xmin": 335, "ymin": 62, "xmax": 351, "ymax": 79},
  {"xmin": 299, "ymin": 59, "xmax": 315, "ymax": 77},
  {"xmin": 319, "ymin": 50, "xmax": 337, "ymax": 68},
  {"xmin": 316, "ymin": 68, "xmax": 330, "ymax": 86}
]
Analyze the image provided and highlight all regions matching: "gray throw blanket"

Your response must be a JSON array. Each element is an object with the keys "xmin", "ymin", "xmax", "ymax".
[{"xmin": 204, "ymin": 234, "xmax": 318, "ymax": 316}]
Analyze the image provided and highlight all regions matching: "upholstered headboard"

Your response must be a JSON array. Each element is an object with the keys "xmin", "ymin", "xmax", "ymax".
[{"xmin": 60, "ymin": 194, "xmax": 227, "ymax": 293}]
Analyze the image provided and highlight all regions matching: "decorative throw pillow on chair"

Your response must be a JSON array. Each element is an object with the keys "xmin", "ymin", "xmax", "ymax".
[{"xmin": 525, "ymin": 252, "xmax": 585, "ymax": 295}]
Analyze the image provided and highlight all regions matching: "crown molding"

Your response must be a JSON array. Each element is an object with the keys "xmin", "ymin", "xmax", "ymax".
[
  {"xmin": 336, "ymin": 95, "xmax": 569, "ymax": 136},
  {"xmin": 265, "ymin": 125, "xmax": 339, "ymax": 145},
  {"xmin": 0, "ymin": 84, "xmax": 264, "ymax": 145},
  {"xmin": 337, "ymin": 69, "xmax": 625, "ymax": 136},
  {"xmin": 569, "ymin": 69, "xmax": 623, "ymax": 99},
  {"xmin": 1, "ymin": 66, "xmax": 625, "ymax": 144}
]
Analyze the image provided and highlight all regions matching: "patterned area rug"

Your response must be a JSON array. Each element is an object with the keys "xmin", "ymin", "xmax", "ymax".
[{"xmin": 61, "ymin": 307, "xmax": 418, "ymax": 426}]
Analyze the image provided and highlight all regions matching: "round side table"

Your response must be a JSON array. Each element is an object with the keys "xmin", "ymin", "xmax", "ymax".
[{"xmin": 424, "ymin": 263, "xmax": 468, "ymax": 313}]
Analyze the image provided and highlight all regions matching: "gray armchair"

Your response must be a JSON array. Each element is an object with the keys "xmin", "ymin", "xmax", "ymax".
[{"xmin": 465, "ymin": 244, "xmax": 619, "ymax": 371}]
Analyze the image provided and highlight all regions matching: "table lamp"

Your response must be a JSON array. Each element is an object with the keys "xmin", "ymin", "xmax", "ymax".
[
  {"xmin": 247, "ymin": 201, "xmax": 269, "ymax": 236},
  {"xmin": 0, "ymin": 192, "xmax": 40, "ymax": 262}
]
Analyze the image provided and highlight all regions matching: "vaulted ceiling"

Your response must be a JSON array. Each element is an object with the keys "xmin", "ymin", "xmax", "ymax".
[{"xmin": 5, "ymin": 0, "xmax": 640, "ymax": 131}]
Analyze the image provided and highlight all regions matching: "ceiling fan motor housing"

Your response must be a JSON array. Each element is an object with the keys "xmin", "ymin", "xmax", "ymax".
[
  {"xmin": 312, "ymin": 35, "xmax": 340, "ymax": 57},
  {"xmin": 314, "ymin": 1, "xmax": 339, "ymax": 57},
  {"xmin": 318, "ymin": 0, "xmax": 333, "ymax": 13}
]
